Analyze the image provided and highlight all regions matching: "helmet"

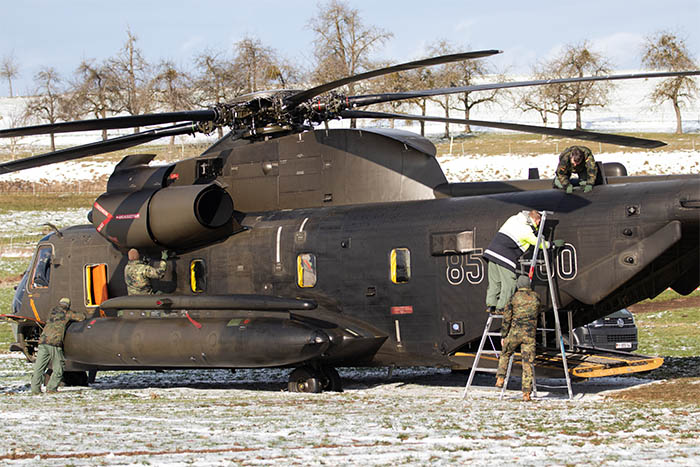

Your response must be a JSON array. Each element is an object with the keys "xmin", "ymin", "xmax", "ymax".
[{"xmin": 59, "ymin": 297, "xmax": 71, "ymax": 307}]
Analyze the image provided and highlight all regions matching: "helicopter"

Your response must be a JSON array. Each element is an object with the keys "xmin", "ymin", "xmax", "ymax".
[{"xmin": 1, "ymin": 49, "xmax": 699, "ymax": 392}]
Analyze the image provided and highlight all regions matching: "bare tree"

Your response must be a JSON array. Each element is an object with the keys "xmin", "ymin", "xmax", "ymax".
[
  {"xmin": 642, "ymin": 31, "xmax": 698, "ymax": 134},
  {"xmin": 0, "ymin": 52, "xmax": 20, "ymax": 97},
  {"xmin": 445, "ymin": 43, "xmax": 503, "ymax": 133},
  {"xmin": 551, "ymin": 42, "xmax": 614, "ymax": 129},
  {"xmin": 406, "ymin": 68, "xmax": 437, "ymax": 136},
  {"xmin": 152, "ymin": 60, "xmax": 193, "ymax": 146},
  {"xmin": 0, "ymin": 106, "xmax": 30, "ymax": 158},
  {"xmin": 233, "ymin": 36, "xmax": 284, "ymax": 93},
  {"xmin": 193, "ymin": 49, "xmax": 241, "ymax": 137},
  {"xmin": 308, "ymin": 0, "xmax": 393, "ymax": 127},
  {"xmin": 516, "ymin": 63, "xmax": 570, "ymax": 129},
  {"xmin": 107, "ymin": 30, "xmax": 154, "ymax": 132},
  {"xmin": 68, "ymin": 60, "xmax": 118, "ymax": 140},
  {"xmin": 25, "ymin": 67, "xmax": 65, "ymax": 151},
  {"xmin": 426, "ymin": 41, "xmax": 462, "ymax": 138}
]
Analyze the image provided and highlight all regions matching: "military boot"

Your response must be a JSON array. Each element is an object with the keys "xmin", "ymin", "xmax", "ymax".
[
  {"xmin": 495, "ymin": 377, "xmax": 504, "ymax": 388},
  {"xmin": 523, "ymin": 392, "xmax": 531, "ymax": 402}
]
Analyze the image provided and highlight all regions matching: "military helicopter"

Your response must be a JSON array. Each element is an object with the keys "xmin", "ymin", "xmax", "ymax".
[{"xmin": 1, "ymin": 49, "xmax": 698, "ymax": 392}]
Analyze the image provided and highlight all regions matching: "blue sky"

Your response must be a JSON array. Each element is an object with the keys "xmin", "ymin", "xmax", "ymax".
[{"xmin": 2, "ymin": 0, "xmax": 699, "ymax": 96}]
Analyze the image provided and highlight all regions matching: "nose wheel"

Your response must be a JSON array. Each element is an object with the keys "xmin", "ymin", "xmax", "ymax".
[{"xmin": 288, "ymin": 365, "xmax": 343, "ymax": 393}]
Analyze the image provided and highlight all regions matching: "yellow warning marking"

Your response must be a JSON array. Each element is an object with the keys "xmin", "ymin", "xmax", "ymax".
[
  {"xmin": 29, "ymin": 298, "xmax": 41, "ymax": 323},
  {"xmin": 453, "ymin": 352, "xmax": 663, "ymax": 378}
]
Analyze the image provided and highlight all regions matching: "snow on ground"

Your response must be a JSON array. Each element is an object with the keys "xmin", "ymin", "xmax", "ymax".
[
  {"xmin": 439, "ymin": 150, "xmax": 700, "ymax": 182},
  {"xmin": 0, "ymin": 209, "xmax": 89, "ymax": 237},
  {"xmin": 0, "ymin": 357, "xmax": 698, "ymax": 466},
  {"xmin": 1, "ymin": 149, "xmax": 699, "ymax": 185}
]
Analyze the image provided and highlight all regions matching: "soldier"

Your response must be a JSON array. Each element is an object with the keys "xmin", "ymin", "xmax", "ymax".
[
  {"xmin": 30, "ymin": 297, "xmax": 88, "ymax": 395},
  {"xmin": 124, "ymin": 248, "xmax": 169, "ymax": 295},
  {"xmin": 495, "ymin": 275, "xmax": 541, "ymax": 401},
  {"xmin": 483, "ymin": 210, "xmax": 558, "ymax": 314},
  {"xmin": 553, "ymin": 145, "xmax": 598, "ymax": 193}
]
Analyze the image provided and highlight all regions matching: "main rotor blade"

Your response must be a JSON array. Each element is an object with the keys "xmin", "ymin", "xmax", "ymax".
[
  {"xmin": 348, "ymin": 70, "xmax": 700, "ymax": 107},
  {"xmin": 341, "ymin": 110, "xmax": 666, "ymax": 149},
  {"xmin": 284, "ymin": 50, "xmax": 502, "ymax": 107},
  {"xmin": 0, "ymin": 110, "xmax": 216, "ymax": 138},
  {"xmin": 0, "ymin": 123, "xmax": 196, "ymax": 175}
]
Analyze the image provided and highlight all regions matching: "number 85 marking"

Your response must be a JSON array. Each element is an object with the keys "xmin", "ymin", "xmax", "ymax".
[{"xmin": 446, "ymin": 250, "xmax": 485, "ymax": 285}]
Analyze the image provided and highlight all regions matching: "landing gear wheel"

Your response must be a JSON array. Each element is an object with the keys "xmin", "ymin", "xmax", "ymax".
[
  {"xmin": 320, "ymin": 366, "xmax": 343, "ymax": 392},
  {"xmin": 63, "ymin": 371, "xmax": 89, "ymax": 387},
  {"xmin": 288, "ymin": 366, "xmax": 322, "ymax": 393}
]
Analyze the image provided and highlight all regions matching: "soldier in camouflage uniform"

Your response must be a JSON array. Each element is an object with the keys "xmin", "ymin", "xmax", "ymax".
[
  {"xmin": 495, "ymin": 275, "xmax": 541, "ymax": 401},
  {"xmin": 553, "ymin": 145, "xmax": 598, "ymax": 194},
  {"xmin": 124, "ymin": 248, "xmax": 169, "ymax": 295},
  {"xmin": 30, "ymin": 298, "xmax": 88, "ymax": 394}
]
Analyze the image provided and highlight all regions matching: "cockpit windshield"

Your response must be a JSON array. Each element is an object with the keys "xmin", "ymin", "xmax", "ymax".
[{"xmin": 30, "ymin": 245, "xmax": 52, "ymax": 288}]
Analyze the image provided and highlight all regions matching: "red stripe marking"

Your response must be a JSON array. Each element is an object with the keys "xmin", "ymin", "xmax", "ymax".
[
  {"xmin": 93, "ymin": 202, "xmax": 114, "ymax": 233},
  {"xmin": 186, "ymin": 312, "xmax": 202, "ymax": 329},
  {"xmin": 390, "ymin": 306, "xmax": 414, "ymax": 315}
]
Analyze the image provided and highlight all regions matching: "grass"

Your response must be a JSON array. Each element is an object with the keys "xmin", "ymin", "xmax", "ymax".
[
  {"xmin": 0, "ymin": 193, "xmax": 98, "ymax": 212},
  {"xmin": 636, "ymin": 308, "xmax": 700, "ymax": 357},
  {"xmin": 0, "ymin": 287, "xmax": 16, "ymax": 352},
  {"xmin": 0, "ymin": 142, "xmax": 213, "ymax": 165},
  {"xmin": 638, "ymin": 288, "xmax": 700, "ymax": 303},
  {"xmin": 0, "ymin": 258, "xmax": 27, "ymax": 280},
  {"xmin": 431, "ymin": 131, "xmax": 699, "ymax": 156}
]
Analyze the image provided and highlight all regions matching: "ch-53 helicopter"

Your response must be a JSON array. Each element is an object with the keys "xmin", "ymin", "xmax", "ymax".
[{"xmin": 1, "ymin": 49, "xmax": 699, "ymax": 392}]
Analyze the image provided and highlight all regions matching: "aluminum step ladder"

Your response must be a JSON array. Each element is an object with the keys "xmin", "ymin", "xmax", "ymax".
[
  {"xmin": 463, "ymin": 210, "xmax": 574, "ymax": 400},
  {"xmin": 461, "ymin": 312, "xmax": 505, "ymax": 399}
]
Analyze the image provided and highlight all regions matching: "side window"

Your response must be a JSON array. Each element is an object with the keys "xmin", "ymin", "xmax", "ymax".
[
  {"xmin": 297, "ymin": 253, "xmax": 317, "ymax": 288},
  {"xmin": 390, "ymin": 248, "xmax": 411, "ymax": 284},
  {"xmin": 30, "ymin": 245, "xmax": 53, "ymax": 289},
  {"xmin": 85, "ymin": 264, "xmax": 109, "ymax": 307},
  {"xmin": 190, "ymin": 259, "xmax": 207, "ymax": 293}
]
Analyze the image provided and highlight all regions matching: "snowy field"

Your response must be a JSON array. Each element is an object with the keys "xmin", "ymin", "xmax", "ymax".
[
  {"xmin": 0, "ymin": 355, "xmax": 698, "ymax": 466},
  {"xmin": 1, "ymin": 79, "xmax": 699, "ymax": 465}
]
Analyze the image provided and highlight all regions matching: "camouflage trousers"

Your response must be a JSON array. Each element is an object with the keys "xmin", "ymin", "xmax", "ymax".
[
  {"xmin": 31, "ymin": 344, "xmax": 65, "ymax": 394},
  {"xmin": 496, "ymin": 332, "xmax": 535, "ymax": 393}
]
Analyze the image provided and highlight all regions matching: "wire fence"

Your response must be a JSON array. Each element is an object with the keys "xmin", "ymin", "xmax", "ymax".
[
  {"xmin": 0, "ymin": 180, "xmax": 106, "ymax": 194},
  {"xmin": 0, "ymin": 235, "xmax": 40, "ymax": 257}
]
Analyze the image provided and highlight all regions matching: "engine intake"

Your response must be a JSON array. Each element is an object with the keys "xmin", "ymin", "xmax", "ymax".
[{"xmin": 91, "ymin": 183, "xmax": 235, "ymax": 250}]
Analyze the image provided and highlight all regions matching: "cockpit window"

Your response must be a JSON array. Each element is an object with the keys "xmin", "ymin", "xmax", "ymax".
[{"xmin": 30, "ymin": 245, "xmax": 52, "ymax": 288}]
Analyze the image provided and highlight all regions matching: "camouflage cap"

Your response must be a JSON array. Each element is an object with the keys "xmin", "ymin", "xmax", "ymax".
[
  {"xmin": 59, "ymin": 297, "xmax": 71, "ymax": 307},
  {"xmin": 516, "ymin": 275, "xmax": 531, "ymax": 289}
]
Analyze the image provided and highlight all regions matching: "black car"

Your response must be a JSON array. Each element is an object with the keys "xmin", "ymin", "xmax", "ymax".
[{"xmin": 572, "ymin": 309, "xmax": 638, "ymax": 352}]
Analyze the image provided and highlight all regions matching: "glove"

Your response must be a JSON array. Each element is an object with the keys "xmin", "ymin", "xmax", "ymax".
[
  {"xmin": 565, "ymin": 184, "xmax": 573, "ymax": 194},
  {"xmin": 161, "ymin": 250, "xmax": 169, "ymax": 261},
  {"xmin": 584, "ymin": 184, "xmax": 593, "ymax": 193},
  {"xmin": 553, "ymin": 239, "xmax": 565, "ymax": 248}
]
